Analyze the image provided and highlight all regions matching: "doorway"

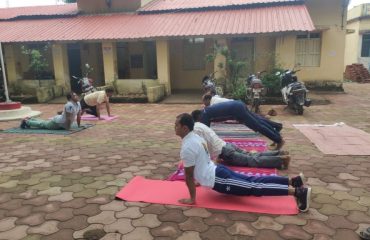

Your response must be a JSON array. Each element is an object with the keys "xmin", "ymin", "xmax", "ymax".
[{"xmin": 67, "ymin": 43, "xmax": 82, "ymax": 93}]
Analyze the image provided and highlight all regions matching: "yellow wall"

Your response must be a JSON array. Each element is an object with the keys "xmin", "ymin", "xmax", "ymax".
[
  {"xmin": 114, "ymin": 79, "xmax": 159, "ymax": 94},
  {"xmin": 156, "ymin": 40, "xmax": 171, "ymax": 94},
  {"xmin": 102, "ymin": 41, "xmax": 117, "ymax": 85},
  {"xmin": 274, "ymin": 0, "xmax": 347, "ymax": 82},
  {"xmin": 77, "ymin": 0, "xmax": 141, "ymax": 13},
  {"xmin": 169, "ymin": 39, "xmax": 213, "ymax": 90},
  {"xmin": 345, "ymin": 21, "xmax": 361, "ymax": 67},
  {"xmin": 254, "ymin": 36, "xmax": 276, "ymax": 72},
  {"xmin": 52, "ymin": 43, "xmax": 70, "ymax": 90}
]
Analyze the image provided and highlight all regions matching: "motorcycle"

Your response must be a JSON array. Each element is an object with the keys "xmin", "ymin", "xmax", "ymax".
[
  {"xmin": 202, "ymin": 72, "xmax": 223, "ymax": 96},
  {"xmin": 276, "ymin": 69, "xmax": 311, "ymax": 115},
  {"xmin": 246, "ymin": 71, "xmax": 266, "ymax": 113},
  {"xmin": 72, "ymin": 63, "xmax": 96, "ymax": 96}
]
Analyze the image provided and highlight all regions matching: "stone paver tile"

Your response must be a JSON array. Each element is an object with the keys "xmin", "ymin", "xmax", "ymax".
[
  {"xmin": 72, "ymin": 166, "xmax": 91, "ymax": 172},
  {"xmin": 301, "ymin": 208, "xmax": 328, "ymax": 221},
  {"xmin": 338, "ymin": 173, "xmax": 360, "ymax": 180},
  {"xmin": 150, "ymin": 222, "xmax": 180, "ymax": 238},
  {"xmin": 327, "ymin": 215, "xmax": 358, "ymax": 229},
  {"xmin": 327, "ymin": 183, "xmax": 350, "ymax": 192},
  {"xmin": 338, "ymin": 200, "xmax": 367, "ymax": 211},
  {"xmin": 226, "ymin": 221, "xmax": 257, "ymax": 236},
  {"xmin": 21, "ymin": 234, "xmax": 42, "ymax": 240},
  {"xmin": 251, "ymin": 216, "xmax": 284, "ymax": 231},
  {"xmin": 85, "ymin": 181, "xmax": 106, "ymax": 189},
  {"xmin": 60, "ymin": 198, "xmax": 86, "ymax": 208},
  {"xmin": 100, "ymin": 233, "xmax": 121, "ymax": 240},
  {"xmin": 73, "ymin": 224, "xmax": 104, "ymax": 239},
  {"xmin": 255, "ymin": 229, "xmax": 284, "ymax": 240},
  {"xmin": 332, "ymin": 229, "xmax": 360, "ymax": 240},
  {"xmin": 359, "ymin": 196, "xmax": 370, "ymax": 207},
  {"xmin": 7, "ymin": 205, "xmax": 33, "ymax": 218},
  {"xmin": 16, "ymin": 213, "xmax": 45, "ymax": 226},
  {"xmin": 122, "ymin": 227, "xmax": 153, "ymax": 240},
  {"xmin": 0, "ymin": 180, "xmax": 19, "ymax": 188},
  {"xmin": 23, "ymin": 196, "xmax": 48, "ymax": 207},
  {"xmin": 179, "ymin": 216, "xmax": 209, "ymax": 232},
  {"xmin": 86, "ymin": 195, "xmax": 112, "ymax": 204},
  {"xmin": 42, "ymin": 229, "xmax": 74, "ymax": 240},
  {"xmin": 313, "ymin": 194, "xmax": 340, "ymax": 205},
  {"xmin": 74, "ymin": 204, "xmax": 101, "ymax": 217},
  {"xmin": 62, "ymin": 184, "xmax": 84, "ymax": 193},
  {"xmin": 38, "ymin": 187, "xmax": 62, "ymax": 196},
  {"xmin": 78, "ymin": 177, "xmax": 95, "ymax": 184},
  {"xmin": 303, "ymin": 220, "xmax": 335, "ymax": 235},
  {"xmin": 307, "ymin": 178, "xmax": 327, "ymax": 186},
  {"xmin": 95, "ymin": 175, "xmax": 115, "ymax": 181},
  {"xmin": 40, "ymin": 175, "xmax": 62, "ymax": 183},
  {"xmin": 176, "ymin": 231, "xmax": 202, "ymax": 240},
  {"xmin": 29, "ymin": 182, "xmax": 50, "ymax": 191},
  {"xmin": 319, "ymin": 204, "xmax": 348, "ymax": 216},
  {"xmin": 88, "ymin": 211, "xmax": 116, "ymax": 225},
  {"xmin": 17, "ymin": 190, "xmax": 38, "ymax": 200},
  {"xmin": 33, "ymin": 203, "xmax": 60, "ymax": 213},
  {"xmin": 332, "ymin": 191, "xmax": 359, "ymax": 201},
  {"xmin": 0, "ymin": 193, "xmax": 12, "ymax": 203},
  {"xmin": 100, "ymin": 200, "xmax": 127, "ymax": 211},
  {"xmin": 48, "ymin": 192, "xmax": 74, "ymax": 202},
  {"xmin": 58, "ymin": 215, "xmax": 88, "ymax": 231},
  {"xmin": 97, "ymin": 186, "xmax": 118, "ymax": 195},
  {"xmin": 275, "ymin": 216, "xmax": 307, "ymax": 226},
  {"xmin": 200, "ymin": 226, "xmax": 232, "ymax": 240},
  {"xmin": 279, "ymin": 225, "xmax": 312, "ymax": 240},
  {"xmin": 27, "ymin": 221, "xmax": 59, "ymax": 235},
  {"xmin": 0, "ymin": 225, "xmax": 29, "ymax": 240},
  {"xmin": 183, "ymin": 208, "xmax": 211, "ymax": 218},
  {"xmin": 104, "ymin": 218, "xmax": 134, "ymax": 235},
  {"xmin": 312, "ymin": 186, "xmax": 334, "ymax": 195},
  {"xmin": 132, "ymin": 214, "xmax": 161, "ymax": 228},
  {"xmin": 116, "ymin": 206, "xmax": 143, "ymax": 219},
  {"xmin": 158, "ymin": 209, "xmax": 187, "ymax": 223},
  {"xmin": 45, "ymin": 208, "xmax": 74, "ymax": 221},
  {"xmin": 347, "ymin": 211, "xmax": 370, "ymax": 224},
  {"xmin": 124, "ymin": 202, "xmax": 150, "ymax": 207},
  {"xmin": 106, "ymin": 179, "xmax": 126, "ymax": 187},
  {"xmin": 0, "ymin": 217, "xmax": 17, "ymax": 231},
  {"xmin": 73, "ymin": 188, "xmax": 97, "ymax": 198}
]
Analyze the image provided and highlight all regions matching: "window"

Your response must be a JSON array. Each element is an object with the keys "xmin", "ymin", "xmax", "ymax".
[
  {"xmin": 130, "ymin": 54, "xmax": 143, "ymax": 68},
  {"xmin": 295, "ymin": 33, "xmax": 321, "ymax": 67},
  {"xmin": 361, "ymin": 34, "xmax": 370, "ymax": 57},
  {"xmin": 183, "ymin": 38, "xmax": 205, "ymax": 70}
]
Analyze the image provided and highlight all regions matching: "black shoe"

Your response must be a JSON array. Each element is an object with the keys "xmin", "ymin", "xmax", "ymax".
[
  {"xmin": 20, "ymin": 119, "xmax": 29, "ymax": 129},
  {"xmin": 295, "ymin": 186, "xmax": 311, "ymax": 212},
  {"xmin": 291, "ymin": 173, "xmax": 305, "ymax": 188},
  {"xmin": 275, "ymin": 123, "xmax": 283, "ymax": 132}
]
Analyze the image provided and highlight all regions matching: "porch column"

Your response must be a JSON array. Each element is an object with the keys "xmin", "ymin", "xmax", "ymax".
[
  {"xmin": 3, "ymin": 44, "xmax": 18, "ymax": 86},
  {"xmin": 102, "ymin": 41, "xmax": 117, "ymax": 85},
  {"xmin": 214, "ymin": 39, "xmax": 227, "ymax": 80},
  {"xmin": 52, "ymin": 43, "xmax": 71, "ymax": 91},
  {"xmin": 156, "ymin": 40, "xmax": 171, "ymax": 95}
]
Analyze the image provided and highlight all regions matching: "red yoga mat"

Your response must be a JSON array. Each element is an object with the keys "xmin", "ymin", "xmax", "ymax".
[{"xmin": 116, "ymin": 176, "xmax": 298, "ymax": 215}]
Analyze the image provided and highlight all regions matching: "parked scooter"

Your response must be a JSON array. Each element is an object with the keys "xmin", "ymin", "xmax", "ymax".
[
  {"xmin": 202, "ymin": 72, "xmax": 223, "ymax": 96},
  {"xmin": 246, "ymin": 71, "xmax": 266, "ymax": 113},
  {"xmin": 276, "ymin": 69, "xmax": 311, "ymax": 115},
  {"xmin": 72, "ymin": 63, "xmax": 95, "ymax": 96}
]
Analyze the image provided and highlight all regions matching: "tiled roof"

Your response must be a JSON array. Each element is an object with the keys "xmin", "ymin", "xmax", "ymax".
[
  {"xmin": 0, "ymin": 3, "xmax": 78, "ymax": 20},
  {"xmin": 0, "ymin": 5, "xmax": 314, "ymax": 42},
  {"xmin": 139, "ymin": 0, "xmax": 301, "ymax": 13}
]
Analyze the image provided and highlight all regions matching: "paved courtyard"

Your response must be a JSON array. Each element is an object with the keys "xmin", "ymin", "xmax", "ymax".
[{"xmin": 0, "ymin": 83, "xmax": 369, "ymax": 240}]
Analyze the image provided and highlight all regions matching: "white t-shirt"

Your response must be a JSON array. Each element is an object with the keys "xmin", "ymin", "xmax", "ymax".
[
  {"xmin": 181, "ymin": 132, "xmax": 216, "ymax": 188},
  {"xmin": 210, "ymin": 95, "xmax": 233, "ymax": 105},
  {"xmin": 84, "ymin": 91, "xmax": 108, "ymax": 106},
  {"xmin": 193, "ymin": 122, "xmax": 226, "ymax": 158},
  {"xmin": 53, "ymin": 101, "xmax": 81, "ymax": 128}
]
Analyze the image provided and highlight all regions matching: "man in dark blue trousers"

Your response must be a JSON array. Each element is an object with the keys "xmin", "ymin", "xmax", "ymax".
[{"xmin": 193, "ymin": 100, "xmax": 285, "ymax": 149}]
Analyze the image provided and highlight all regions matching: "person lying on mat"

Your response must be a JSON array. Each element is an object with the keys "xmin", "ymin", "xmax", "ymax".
[
  {"xmin": 20, "ymin": 92, "xmax": 81, "ymax": 130},
  {"xmin": 191, "ymin": 111, "xmax": 290, "ymax": 169},
  {"xmin": 80, "ymin": 88, "xmax": 114, "ymax": 120},
  {"xmin": 194, "ymin": 100, "xmax": 285, "ymax": 150},
  {"xmin": 202, "ymin": 94, "xmax": 283, "ymax": 133},
  {"xmin": 175, "ymin": 113, "xmax": 310, "ymax": 212}
]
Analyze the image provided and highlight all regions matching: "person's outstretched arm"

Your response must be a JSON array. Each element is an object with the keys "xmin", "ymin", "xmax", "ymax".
[
  {"xmin": 105, "ymin": 101, "xmax": 111, "ymax": 117},
  {"xmin": 179, "ymin": 166, "xmax": 196, "ymax": 204},
  {"xmin": 65, "ymin": 112, "xmax": 72, "ymax": 130},
  {"xmin": 77, "ymin": 110, "xmax": 81, "ymax": 128}
]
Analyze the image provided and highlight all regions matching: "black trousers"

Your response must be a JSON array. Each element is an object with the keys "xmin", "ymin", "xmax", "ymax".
[{"xmin": 80, "ymin": 98, "xmax": 97, "ymax": 117}]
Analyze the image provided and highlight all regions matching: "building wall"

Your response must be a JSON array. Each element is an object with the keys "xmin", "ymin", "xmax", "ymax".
[
  {"xmin": 169, "ymin": 39, "xmax": 213, "ymax": 91},
  {"xmin": 345, "ymin": 21, "xmax": 361, "ymax": 67},
  {"xmin": 254, "ymin": 36, "xmax": 276, "ymax": 73},
  {"xmin": 77, "ymin": 0, "xmax": 141, "ymax": 13},
  {"xmin": 275, "ymin": 0, "xmax": 347, "ymax": 82}
]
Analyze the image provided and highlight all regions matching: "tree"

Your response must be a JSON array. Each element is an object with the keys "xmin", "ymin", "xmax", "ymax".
[{"xmin": 21, "ymin": 44, "xmax": 51, "ymax": 86}]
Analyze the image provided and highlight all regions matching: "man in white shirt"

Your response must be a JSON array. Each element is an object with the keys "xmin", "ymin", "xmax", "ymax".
[
  {"xmin": 175, "ymin": 113, "xmax": 311, "ymax": 212},
  {"xmin": 20, "ymin": 92, "xmax": 81, "ymax": 130},
  {"xmin": 191, "ymin": 111, "xmax": 290, "ymax": 169},
  {"xmin": 80, "ymin": 88, "xmax": 114, "ymax": 119}
]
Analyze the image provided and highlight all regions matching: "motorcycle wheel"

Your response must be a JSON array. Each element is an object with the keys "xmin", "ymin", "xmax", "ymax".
[{"xmin": 296, "ymin": 105, "xmax": 304, "ymax": 115}]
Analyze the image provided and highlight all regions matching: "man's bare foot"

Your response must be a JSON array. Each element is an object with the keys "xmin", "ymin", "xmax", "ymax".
[
  {"xmin": 281, "ymin": 155, "xmax": 291, "ymax": 169},
  {"xmin": 275, "ymin": 139, "xmax": 285, "ymax": 150}
]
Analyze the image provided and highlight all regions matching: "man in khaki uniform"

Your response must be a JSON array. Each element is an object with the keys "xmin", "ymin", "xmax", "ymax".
[{"xmin": 80, "ymin": 88, "xmax": 114, "ymax": 119}]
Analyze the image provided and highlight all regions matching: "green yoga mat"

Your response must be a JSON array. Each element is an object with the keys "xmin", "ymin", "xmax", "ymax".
[
  {"xmin": 214, "ymin": 131, "xmax": 260, "ymax": 138},
  {"xmin": 1, "ymin": 124, "xmax": 94, "ymax": 135}
]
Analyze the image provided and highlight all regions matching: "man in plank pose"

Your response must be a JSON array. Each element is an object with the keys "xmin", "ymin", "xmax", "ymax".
[{"xmin": 175, "ymin": 113, "xmax": 310, "ymax": 212}]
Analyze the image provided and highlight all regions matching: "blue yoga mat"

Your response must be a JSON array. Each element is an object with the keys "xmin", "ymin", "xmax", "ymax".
[{"xmin": 1, "ymin": 123, "xmax": 94, "ymax": 135}]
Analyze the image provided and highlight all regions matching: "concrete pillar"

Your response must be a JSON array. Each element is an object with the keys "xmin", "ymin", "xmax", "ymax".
[
  {"xmin": 214, "ymin": 39, "xmax": 227, "ymax": 80},
  {"xmin": 3, "ymin": 44, "xmax": 18, "ymax": 86},
  {"xmin": 156, "ymin": 40, "xmax": 171, "ymax": 95},
  {"xmin": 102, "ymin": 41, "xmax": 117, "ymax": 85},
  {"xmin": 52, "ymin": 43, "xmax": 71, "ymax": 91}
]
